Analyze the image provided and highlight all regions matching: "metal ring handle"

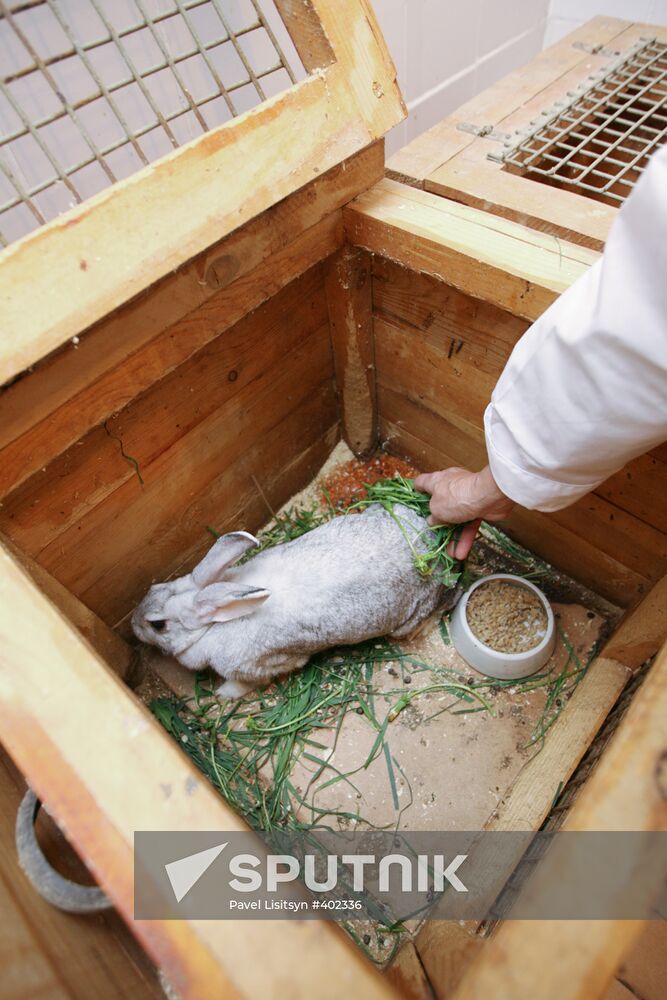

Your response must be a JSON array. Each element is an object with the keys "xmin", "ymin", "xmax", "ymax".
[{"xmin": 16, "ymin": 788, "xmax": 112, "ymax": 914}]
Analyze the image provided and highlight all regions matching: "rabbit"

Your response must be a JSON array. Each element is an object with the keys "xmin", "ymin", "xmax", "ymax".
[{"xmin": 131, "ymin": 503, "xmax": 459, "ymax": 699}]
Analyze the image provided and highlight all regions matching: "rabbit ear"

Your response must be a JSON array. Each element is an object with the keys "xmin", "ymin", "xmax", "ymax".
[
  {"xmin": 190, "ymin": 583, "xmax": 270, "ymax": 625},
  {"xmin": 192, "ymin": 531, "xmax": 260, "ymax": 588}
]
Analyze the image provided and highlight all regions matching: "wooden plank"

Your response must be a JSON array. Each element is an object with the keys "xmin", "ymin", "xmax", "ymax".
[
  {"xmin": 449, "ymin": 643, "xmax": 667, "ymax": 1000},
  {"xmin": 393, "ymin": 926, "xmax": 481, "ymax": 1000},
  {"xmin": 34, "ymin": 335, "xmax": 337, "ymax": 625},
  {"xmin": 0, "ymin": 207, "xmax": 345, "ymax": 499},
  {"xmin": 1, "ymin": 266, "xmax": 329, "ymax": 556},
  {"xmin": 375, "ymin": 314, "xmax": 496, "ymax": 440},
  {"xmin": 275, "ymin": 0, "xmax": 335, "ymax": 70},
  {"xmin": 0, "ymin": 545, "xmax": 400, "ymax": 1000},
  {"xmin": 603, "ymin": 576, "xmax": 667, "ymax": 670},
  {"xmin": 378, "ymin": 404, "xmax": 650, "ymax": 607},
  {"xmin": 345, "ymin": 179, "xmax": 598, "ymax": 321},
  {"xmin": 386, "ymin": 939, "xmax": 436, "ymax": 1000},
  {"xmin": 596, "ymin": 454, "xmax": 667, "ymax": 535},
  {"xmin": 417, "ymin": 578, "xmax": 667, "ymax": 996},
  {"xmin": 325, "ymin": 246, "xmax": 376, "ymax": 456},
  {"xmin": 425, "ymin": 23, "xmax": 667, "ymax": 248},
  {"xmin": 0, "ymin": 141, "xmax": 381, "ymax": 494},
  {"xmin": 373, "ymin": 256, "xmax": 530, "ymax": 372},
  {"xmin": 0, "ymin": 0, "xmax": 405, "ymax": 385},
  {"xmin": 0, "ymin": 534, "xmax": 133, "ymax": 680},
  {"xmin": 0, "ymin": 748, "xmax": 162, "ymax": 1000},
  {"xmin": 385, "ymin": 17, "xmax": 630, "ymax": 188}
]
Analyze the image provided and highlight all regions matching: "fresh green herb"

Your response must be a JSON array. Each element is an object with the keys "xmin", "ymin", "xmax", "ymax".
[{"xmin": 347, "ymin": 474, "xmax": 460, "ymax": 587}]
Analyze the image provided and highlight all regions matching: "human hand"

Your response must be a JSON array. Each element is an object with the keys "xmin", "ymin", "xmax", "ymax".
[{"xmin": 414, "ymin": 465, "xmax": 514, "ymax": 559}]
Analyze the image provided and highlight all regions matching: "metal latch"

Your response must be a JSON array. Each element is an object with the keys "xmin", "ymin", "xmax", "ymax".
[
  {"xmin": 572, "ymin": 41, "xmax": 619, "ymax": 57},
  {"xmin": 456, "ymin": 122, "xmax": 511, "ymax": 142}
]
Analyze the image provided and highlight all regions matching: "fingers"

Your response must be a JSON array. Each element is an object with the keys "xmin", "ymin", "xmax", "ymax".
[
  {"xmin": 414, "ymin": 472, "xmax": 436, "ymax": 494},
  {"xmin": 450, "ymin": 519, "xmax": 481, "ymax": 560}
]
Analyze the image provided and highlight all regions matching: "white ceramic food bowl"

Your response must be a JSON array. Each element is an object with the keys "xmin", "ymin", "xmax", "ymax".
[{"xmin": 449, "ymin": 573, "xmax": 556, "ymax": 680}]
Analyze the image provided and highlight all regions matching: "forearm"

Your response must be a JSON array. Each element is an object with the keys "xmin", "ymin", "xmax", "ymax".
[{"xmin": 485, "ymin": 145, "xmax": 667, "ymax": 512}]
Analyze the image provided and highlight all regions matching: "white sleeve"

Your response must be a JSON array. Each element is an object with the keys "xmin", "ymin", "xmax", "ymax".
[{"xmin": 484, "ymin": 144, "xmax": 667, "ymax": 513}]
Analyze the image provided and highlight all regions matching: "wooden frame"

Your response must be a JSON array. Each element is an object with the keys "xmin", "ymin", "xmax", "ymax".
[
  {"xmin": 387, "ymin": 18, "xmax": 667, "ymax": 250},
  {"xmin": 0, "ymin": 0, "xmax": 405, "ymax": 385},
  {"xmin": 1, "ymin": 7, "xmax": 665, "ymax": 995}
]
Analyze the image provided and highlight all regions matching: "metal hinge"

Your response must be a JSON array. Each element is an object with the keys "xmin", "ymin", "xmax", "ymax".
[
  {"xmin": 456, "ymin": 122, "xmax": 511, "ymax": 142},
  {"xmin": 572, "ymin": 40, "xmax": 620, "ymax": 57}
]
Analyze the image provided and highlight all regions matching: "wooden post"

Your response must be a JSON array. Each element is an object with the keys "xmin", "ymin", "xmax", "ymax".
[
  {"xmin": 603, "ymin": 574, "xmax": 667, "ymax": 671},
  {"xmin": 449, "ymin": 641, "xmax": 667, "ymax": 1000},
  {"xmin": 0, "ymin": 535, "xmax": 134, "ymax": 680},
  {"xmin": 325, "ymin": 246, "xmax": 377, "ymax": 457}
]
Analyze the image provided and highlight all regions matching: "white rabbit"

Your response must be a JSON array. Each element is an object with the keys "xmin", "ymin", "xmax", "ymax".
[{"xmin": 132, "ymin": 504, "xmax": 458, "ymax": 698}]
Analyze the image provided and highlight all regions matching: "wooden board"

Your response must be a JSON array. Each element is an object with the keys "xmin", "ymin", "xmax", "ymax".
[
  {"xmin": 449, "ymin": 642, "xmax": 667, "ymax": 1000},
  {"xmin": 0, "ymin": 265, "xmax": 340, "ymax": 626},
  {"xmin": 345, "ymin": 179, "xmax": 598, "ymax": 321},
  {"xmin": 0, "ymin": 0, "xmax": 405, "ymax": 384},
  {"xmin": 0, "ymin": 748, "xmax": 162, "ymax": 1000},
  {"xmin": 0, "ymin": 545, "xmax": 400, "ymax": 1000},
  {"xmin": 325, "ymin": 246, "xmax": 376, "ymax": 456},
  {"xmin": 0, "ymin": 141, "xmax": 384, "ymax": 499}
]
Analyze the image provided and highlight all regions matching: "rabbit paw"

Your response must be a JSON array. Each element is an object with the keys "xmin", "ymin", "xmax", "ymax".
[{"xmin": 216, "ymin": 677, "xmax": 254, "ymax": 700}]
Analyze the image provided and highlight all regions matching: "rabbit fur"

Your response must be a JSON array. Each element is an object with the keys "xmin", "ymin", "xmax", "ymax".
[{"xmin": 132, "ymin": 503, "xmax": 457, "ymax": 698}]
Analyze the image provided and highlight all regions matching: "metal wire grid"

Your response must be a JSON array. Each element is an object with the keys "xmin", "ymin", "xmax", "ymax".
[
  {"xmin": 497, "ymin": 38, "xmax": 667, "ymax": 207},
  {"xmin": 0, "ymin": 0, "xmax": 304, "ymax": 247}
]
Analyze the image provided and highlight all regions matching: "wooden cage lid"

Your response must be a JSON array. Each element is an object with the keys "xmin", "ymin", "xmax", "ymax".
[{"xmin": 0, "ymin": 0, "xmax": 405, "ymax": 385}]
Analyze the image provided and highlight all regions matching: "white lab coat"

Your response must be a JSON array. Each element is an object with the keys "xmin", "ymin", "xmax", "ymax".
[{"xmin": 484, "ymin": 143, "xmax": 667, "ymax": 512}]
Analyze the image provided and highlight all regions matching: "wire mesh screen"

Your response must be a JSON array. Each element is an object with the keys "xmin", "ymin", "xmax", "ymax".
[
  {"xmin": 0, "ymin": 0, "xmax": 306, "ymax": 247},
  {"xmin": 497, "ymin": 38, "xmax": 667, "ymax": 208}
]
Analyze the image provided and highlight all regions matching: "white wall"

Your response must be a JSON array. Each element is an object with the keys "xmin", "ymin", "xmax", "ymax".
[
  {"xmin": 544, "ymin": 0, "xmax": 667, "ymax": 47},
  {"xmin": 371, "ymin": 1, "xmax": 550, "ymax": 156}
]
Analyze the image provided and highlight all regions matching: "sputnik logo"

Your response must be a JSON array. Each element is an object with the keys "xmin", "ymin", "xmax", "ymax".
[{"xmin": 165, "ymin": 842, "xmax": 228, "ymax": 902}]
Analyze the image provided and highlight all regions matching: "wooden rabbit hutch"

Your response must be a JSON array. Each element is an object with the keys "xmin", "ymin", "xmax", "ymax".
[{"xmin": 0, "ymin": 3, "xmax": 665, "ymax": 999}]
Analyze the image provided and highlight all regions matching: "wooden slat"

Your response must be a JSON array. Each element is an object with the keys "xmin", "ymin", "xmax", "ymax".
[
  {"xmin": 386, "ymin": 939, "xmax": 437, "ymax": 1000},
  {"xmin": 0, "ymin": 0, "xmax": 405, "ymax": 385},
  {"xmin": 385, "ymin": 17, "xmax": 630, "ymax": 189},
  {"xmin": 0, "ymin": 534, "xmax": 133, "ymax": 679},
  {"xmin": 345, "ymin": 179, "xmax": 598, "ymax": 321},
  {"xmin": 416, "ymin": 577, "xmax": 667, "ymax": 998},
  {"xmin": 325, "ymin": 246, "xmax": 376, "ymax": 456},
  {"xmin": 36, "ymin": 335, "xmax": 337, "ymax": 625},
  {"xmin": 449, "ymin": 643, "xmax": 667, "ymax": 1000},
  {"xmin": 1, "ymin": 265, "xmax": 330, "ymax": 556},
  {"xmin": 0, "ymin": 749, "xmax": 162, "ymax": 1000},
  {"xmin": 0, "ymin": 545, "xmax": 400, "ymax": 1000},
  {"xmin": 275, "ymin": 0, "xmax": 335, "ymax": 70},
  {"xmin": 0, "ymin": 205, "xmax": 346, "ymax": 499},
  {"xmin": 596, "ymin": 454, "xmax": 667, "ymax": 535},
  {"xmin": 373, "ymin": 256, "xmax": 529, "ymax": 372},
  {"xmin": 603, "ymin": 576, "xmax": 667, "ymax": 670}
]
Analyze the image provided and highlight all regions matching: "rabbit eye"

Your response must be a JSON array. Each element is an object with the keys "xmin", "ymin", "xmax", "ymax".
[{"xmin": 150, "ymin": 619, "xmax": 167, "ymax": 633}]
